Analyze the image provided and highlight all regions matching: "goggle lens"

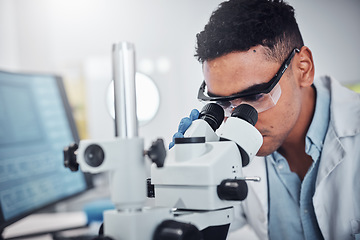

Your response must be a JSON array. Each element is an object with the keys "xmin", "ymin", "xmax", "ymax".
[{"xmin": 215, "ymin": 83, "xmax": 281, "ymax": 117}]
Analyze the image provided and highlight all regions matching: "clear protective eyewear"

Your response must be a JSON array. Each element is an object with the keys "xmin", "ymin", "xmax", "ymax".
[
  {"xmin": 197, "ymin": 48, "xmax": 299, "ymax": 117},
  {"xmin": 216, "ymin": 83, "xmax": 281, "ymax": 117}
]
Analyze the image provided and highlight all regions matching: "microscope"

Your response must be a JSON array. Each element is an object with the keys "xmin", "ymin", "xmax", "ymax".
[{"xmin": 64, "ymin": 42, "xmax": 263, "ymax": 240}]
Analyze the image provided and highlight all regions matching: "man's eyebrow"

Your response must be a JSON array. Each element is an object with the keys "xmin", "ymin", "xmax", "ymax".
[{"xmin": 208, "ymin": 82, "xmax": 269, "ymax": 97}]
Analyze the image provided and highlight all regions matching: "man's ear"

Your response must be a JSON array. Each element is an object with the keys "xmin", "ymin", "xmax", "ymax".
[{"xmin": 296, "ymin": 46, "xmax": 315, "ymax": 87}]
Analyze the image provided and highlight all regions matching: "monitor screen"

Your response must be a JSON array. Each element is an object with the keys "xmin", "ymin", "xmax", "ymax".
[{"xmin": 0, "ymin": 70, "xmax": 92, "ymax": 232}]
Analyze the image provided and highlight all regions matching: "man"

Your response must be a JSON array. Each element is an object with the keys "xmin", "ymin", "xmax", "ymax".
[{"xmin": 170, "ymin": 0, "xmax": 360, "ymax": 239}]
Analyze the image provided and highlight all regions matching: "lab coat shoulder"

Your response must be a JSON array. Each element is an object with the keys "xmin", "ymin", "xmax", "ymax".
[{"xmin": 313, "ymin": 76, "xmax": 360, "ymax": 240}]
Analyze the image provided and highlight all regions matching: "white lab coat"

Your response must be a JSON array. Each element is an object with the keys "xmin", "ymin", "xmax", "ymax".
[{"xmin": 232, "ymin": 76, "xmax": 360, "ymax": 240}]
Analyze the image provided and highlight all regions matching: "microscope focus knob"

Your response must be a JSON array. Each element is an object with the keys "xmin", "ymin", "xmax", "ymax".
[
  {"xmin": 84, "ymin": 144, "xmax": 105, "ymax": 167},
  {"xmin": 217, "ymin": 179, "xmax": 248, "ymax": 201},
  {"xmin": 63, "ymin": 143, "xmax": 79, "ymax": 172},
  {"xmin": 153, "ymin": 220, "xmax": 203, "ymax": 240},
  {"xmin": 146, "ymin": 138, "xmax": 167, "ymax": 168}
]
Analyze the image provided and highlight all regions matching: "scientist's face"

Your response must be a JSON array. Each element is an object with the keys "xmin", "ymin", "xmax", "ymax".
[{"xmin": 202, "ymin": 45, "xmax": 305, "ymax": 156}]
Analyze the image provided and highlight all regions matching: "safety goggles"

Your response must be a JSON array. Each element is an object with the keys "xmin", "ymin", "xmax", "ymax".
[{"xmin": 197, "ymin": 48, "xmax": 299, "ymax": 116}]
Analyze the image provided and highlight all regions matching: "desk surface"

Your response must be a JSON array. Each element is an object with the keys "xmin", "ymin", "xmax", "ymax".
[{"xmin": 2, "ymin": 211, "xmax": 93, "ymax": 240}]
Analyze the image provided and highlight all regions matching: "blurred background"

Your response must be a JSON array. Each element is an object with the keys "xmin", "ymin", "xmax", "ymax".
[{"xmin": 1, "ymin": 0, "xmax": 359, "ymax": 147}]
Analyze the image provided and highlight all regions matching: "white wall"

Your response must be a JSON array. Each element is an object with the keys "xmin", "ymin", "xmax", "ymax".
[
  {"xmin": 289, "ymin": 0, "xmax": 360, "ymax": 84},
  {"xmin": 0, "ymin": 1, "xmax": 18, "ymax": 70},
  {"xmin": 0, "ymin": 0, "xmax": 359, "ymax": 147}
]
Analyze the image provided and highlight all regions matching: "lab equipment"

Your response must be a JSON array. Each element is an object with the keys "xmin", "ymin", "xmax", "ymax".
[
  {"xmin": 63, "ymin": 42, "xmax": 263, "ymax": 240},
  {"xmin": 0, "ymin": 70, "xmax": 93, "ymax": 238}
]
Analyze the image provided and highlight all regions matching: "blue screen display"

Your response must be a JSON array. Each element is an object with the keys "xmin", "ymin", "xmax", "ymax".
[{"xmin": 0, "ymin": 71, "xmax": 89, "ymax": 223}]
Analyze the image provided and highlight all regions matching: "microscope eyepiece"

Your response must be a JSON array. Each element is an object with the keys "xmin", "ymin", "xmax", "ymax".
[
  {"xmin": 231, "ymin": 104, "xmax": 258, "ymax": 126},
  {"xmin": 199, "ymin": 103, "xmax": 225, "ymax": 131}
]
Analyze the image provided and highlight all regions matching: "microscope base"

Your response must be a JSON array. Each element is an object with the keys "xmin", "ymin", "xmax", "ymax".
[
  {"xmin": 103, "ymin": 207, "xmax": 234, "ymax": 240},
  {"xmin": 103, "ymin": 207, "xmax": 172, "ymax": 240}
]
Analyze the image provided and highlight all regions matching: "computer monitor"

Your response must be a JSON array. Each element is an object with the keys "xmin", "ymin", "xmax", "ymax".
[{"xmin": 0, "ymin": 70, "xmax": 93, "ymax": 235}]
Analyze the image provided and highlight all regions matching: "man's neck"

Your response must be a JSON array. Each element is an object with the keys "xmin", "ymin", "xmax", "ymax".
[
  {"xmin": 278, "ymin": 86, "xmax": 316, "ymax": 181},
  {"xmin": 278, "ymin": 142, "xmax": 313, "ymax": 180}
]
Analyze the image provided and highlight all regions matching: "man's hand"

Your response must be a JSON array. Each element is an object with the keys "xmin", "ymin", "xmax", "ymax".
[{"xmin": 169, "ymin": 109, "xmax": 200, "ymax": 149}]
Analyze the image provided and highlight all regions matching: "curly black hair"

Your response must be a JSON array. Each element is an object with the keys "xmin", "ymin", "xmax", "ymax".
[{"xmin": 195, "ymin": 0, "xmax": 304, "ymax": 63}]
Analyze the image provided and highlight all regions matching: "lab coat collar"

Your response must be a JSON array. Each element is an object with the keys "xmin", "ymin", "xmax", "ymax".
[
  {"xmin": 325, "ymin": 76, "xmax": 360, "ymax": 138},
  {"xmin": 315, "ymin": 76, "xmax": 359, "ymax": 186},
  {"xmin": 315, "ymin": 125, "xmax": 345, "ymax": 187}
]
